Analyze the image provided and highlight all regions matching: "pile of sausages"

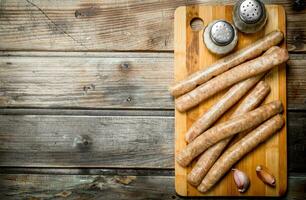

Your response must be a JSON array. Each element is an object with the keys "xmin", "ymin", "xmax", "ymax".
[{"xmin": 170, "ymin": 30, "xmax": 289, "ymax": 193}]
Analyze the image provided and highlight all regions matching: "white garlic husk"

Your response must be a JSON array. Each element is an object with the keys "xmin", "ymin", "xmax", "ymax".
[{"xmin": 232, "ymin": 168, "xmax": 250, "ymax": 193}]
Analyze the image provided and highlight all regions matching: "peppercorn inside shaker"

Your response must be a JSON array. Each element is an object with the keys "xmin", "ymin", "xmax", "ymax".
[
  {"xmin": 233, "ymin": 0, "xmax": 268, "ymax": 34},
  {"xmin": 203, "ymin": 20, "xmax": 238, "ymax": 55}
]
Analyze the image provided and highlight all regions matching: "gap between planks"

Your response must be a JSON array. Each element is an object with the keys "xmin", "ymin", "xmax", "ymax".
[
  {"xmin": 0, "ymin": 168, "xmax": 174, "ymax": 176},
  {"xmin": 0, "ymin": 108, "xmax": 174, "ymax": 116},
  {"xmin": 0, "ymin": 167, "xmax": 304, "ymax": 178},
  {"xmin": 0, "ymin": 51, "xmax": 174, "ymax": 58}
]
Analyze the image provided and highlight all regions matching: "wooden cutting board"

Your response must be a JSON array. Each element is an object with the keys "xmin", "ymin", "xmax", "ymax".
[{"xmin": 174, "ymin": 5, "xmax": 286, "ymax": 197}]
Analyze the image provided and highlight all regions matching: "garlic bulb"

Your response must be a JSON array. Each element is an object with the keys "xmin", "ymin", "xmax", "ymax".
[
  {"xmin": 256, "ymin": 165, "xmax": 276, "ymax": 187},
  {"xmin": 232, "ymin": 168, "xmax": 250, "ymax": 193}
]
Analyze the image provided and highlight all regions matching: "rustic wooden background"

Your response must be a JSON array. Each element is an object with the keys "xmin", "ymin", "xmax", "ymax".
[{"xmin": 0, "ymin": 0, "xmax": 305, "ymax": 199}]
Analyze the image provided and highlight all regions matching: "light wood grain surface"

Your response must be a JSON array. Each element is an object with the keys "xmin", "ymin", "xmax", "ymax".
[{"xmin": 175, "ymin": 5, "xmax": 287, "ymax": 197}]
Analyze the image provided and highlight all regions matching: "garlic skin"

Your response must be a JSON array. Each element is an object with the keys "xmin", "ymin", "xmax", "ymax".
[
  {"xmin": 256, "ymin": 165, "xmax": 276, "ymax": 187},
  {"xmin": 232, "ymin": 168, "xmax": 250, "ymax": 193}
]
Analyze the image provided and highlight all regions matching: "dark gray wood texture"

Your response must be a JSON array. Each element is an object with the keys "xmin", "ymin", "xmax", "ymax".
[{"xmin": 0, "ymin": 114, "xmax": 174, "ymax": 168}]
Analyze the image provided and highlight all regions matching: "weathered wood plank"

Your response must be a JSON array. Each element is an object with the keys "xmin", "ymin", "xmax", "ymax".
[
  {"xmin": 288, "ymin": 111, "xmax": 306, "ymax": 172},
  {"xmin": 0, "ymin": 115, "xmax": 174, "ymax": 168},
  {"xmin": 0, "ymin": 111, "xmax": 304, "ymax": 171},
  {"xmin": 287, "ymin": 21, "xmax": 306, "ymax": 53},
  {"xmin": 287, "ymin": 54, "xmax": 306, "ymax": 110},
  {"xmin": 0, "ymin": 0, "xmax": 305, "ymax": 52},
  {"xmin": 0, "ymin": 52, "xmax": 173, "ymax": 109},
  {"xmin": 0, "ymin": 173, "xmax": 305, "ymax": 199},
  {"xmin": 0, "ymin": 52, "xmax": 305, "ymax": 110}
]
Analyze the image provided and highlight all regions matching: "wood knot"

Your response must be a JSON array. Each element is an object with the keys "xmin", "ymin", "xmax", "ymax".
[
  {"xmin": 75, "ymin": 10, "xmax": 82, "ymax": 18},
  {"xmin": 75, "ymin": 6, "xmax": 100, "ymax": 18},
  {"xmin": 55, "ymin": 191, "xmax": 72, "ymax": 198},
  {"xmin": 292, "ymin": 32, "xmax": 304, "ymax": 50},
  {"xmin": 293, "ymin": 0, "xmax": 306, "ymax": 11},
  {"xmin": 73, "ymin": 135, "xmax": 92, "ymax": 149},
  {"xmin": 126, "ymin": 96, "xmax": 132, "ymax": 102},
  {"xmin": 114, "ymin": 176, "xmax": 136, "ymax": 185},
  {"xmin": 293, "ymin": 33, "xmax": 303, "ymax": 41},
  {"xmin": 83, "ymin": 84, "xmax": 95, "ymax": 94},
  {"xmin": 120, "ymin": 63, "xmax": 130, "ymax": 70}
]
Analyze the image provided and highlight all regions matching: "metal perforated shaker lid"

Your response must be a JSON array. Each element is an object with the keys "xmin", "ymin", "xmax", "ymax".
[
  {"xmin": 209, "ymin": 20, "xmax": 235, "ymax": 46},
  {"xmin": 239, "ymin": 0, "xmax": 263, "ymax": 24}
]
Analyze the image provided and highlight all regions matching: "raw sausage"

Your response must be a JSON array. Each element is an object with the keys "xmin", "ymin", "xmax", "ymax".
[
  {"xmin": 177, "ymin": 100, "xmax": 282, "ymax": 167},
  {"xmin": 187, "ymin": 81, "xmax": 270, "ymax": 186},
  {"xmin": 176, "ymin": 100, "xmax": 283, "ymax": 167},
  {"xmin": 184, "ymin": 46, "xmax": 278, "ymax": 143},
  {"xmin": 175, "ymin": 47, "xmax": 288, "ymax": 112},
  {"xmin": 169, "ymin": 30, "xmax": 283, "ymax": 97},
  {"xmin": 197, "ymin": 114, "xmax": 284, "ymax": 193},
  {"xmin": 185, "ymin": 76, "xmax": 264, "ymax": 143}
]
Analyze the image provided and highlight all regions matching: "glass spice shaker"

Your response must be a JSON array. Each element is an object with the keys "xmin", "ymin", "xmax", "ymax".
[
  {"xmin": 203, "ymin": 20, "xmax": 238, "ymax": 55},
  {"xmin": 233, "ymin": 0, "xmax": 268, "ymax": 34}
]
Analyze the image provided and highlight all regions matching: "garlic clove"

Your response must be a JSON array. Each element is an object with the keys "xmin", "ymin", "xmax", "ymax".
[
  {"xmin": 256, "ymin": 165, "xmax": 276, "ymax": 187},
  {"xmin": 232, "ymin": 168, "xmax": 250, "ymax": 193}
]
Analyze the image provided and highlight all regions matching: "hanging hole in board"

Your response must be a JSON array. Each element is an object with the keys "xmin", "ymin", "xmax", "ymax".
[{"xmin": 190, "ymin": 17, "xmax": 204, "ymax": 31}]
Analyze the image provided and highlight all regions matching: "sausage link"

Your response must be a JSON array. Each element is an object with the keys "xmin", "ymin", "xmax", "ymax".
[
  {"xmin": 185, "ymin": 75, "xmax": 264, "ymax": 143},
  {"xmin": 234, "ymin": 81, "xmax": 271, "ymax": 115},
  {"xmin": 170, "ymin": 30, "xmax": 283, "ymax": 97},
  {"xmin": 176, "ymin": 100, "xmax": 283, "ymax": 167},
  {"xmin": 197, "ymin": 114, "xmax": 284, "ymax": 193},
  {"xmin": 185, "ymin": 47, "xmax": 277, "ymax": 144},
  {"xmin": 175, "ymin": 47, "xmax": 288, "ymax": 112},
  {"xmin": 187, "ymin": 81, "xmax": 270, "ymax": 186}
]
